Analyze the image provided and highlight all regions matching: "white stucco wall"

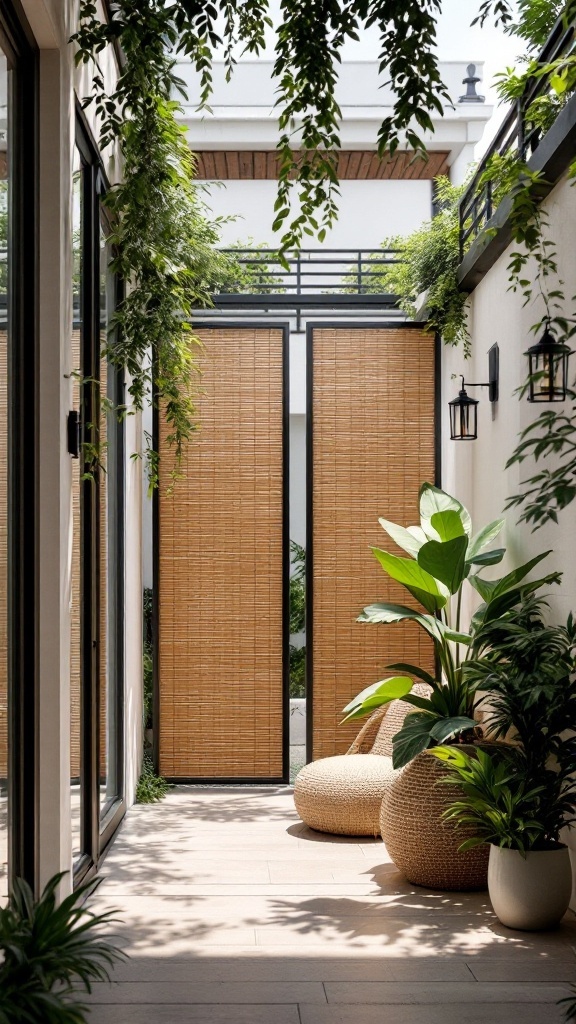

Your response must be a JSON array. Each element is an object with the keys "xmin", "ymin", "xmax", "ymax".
[
  {"xmin": 206, "ymin": 179, "xmax": 434, "ymax": 249},
  {"xmin": 441, "ymin": 172, "xmax": 576, "ymax": 891},
  {"xmin": 442, "ymin": 172, "xmax": 576, "ymax": 625}
]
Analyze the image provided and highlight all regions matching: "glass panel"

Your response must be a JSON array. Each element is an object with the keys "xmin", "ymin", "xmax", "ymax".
[
  {"xmin": 70, "ymin": 155, "xmax": 83, "ymax": 864},
  {"xmin": 0, "ymin": 41, "xmax": 10, "ymax": 898},
  {"xmin": 99, "ymin": 217, "xmax": 119, "ymax": 813}
]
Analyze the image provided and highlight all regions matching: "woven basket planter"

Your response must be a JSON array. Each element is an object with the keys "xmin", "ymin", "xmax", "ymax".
[{"xmin": 380, "ymin": 748, "xmax": 489, "ymax": 891}]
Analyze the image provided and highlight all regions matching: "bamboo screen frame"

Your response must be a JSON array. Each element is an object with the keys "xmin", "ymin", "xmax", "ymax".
[
  {"xmin": 157, "ymin": 325, "xmax": 289, "ymax": 781},
  {"xmin": 0, "ymin": 331, "xmax": 6, "ymax": 778},
  {"xmin": 307, "ymin": 324, "xmax": 437, "ymax": 761}
]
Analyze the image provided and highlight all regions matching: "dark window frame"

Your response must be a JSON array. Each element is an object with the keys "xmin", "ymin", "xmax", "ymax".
[
  {"xmin": 0, "ymin": 0, "xmax": 40, "ymax": 893},
  {"xmin": 74, "ymin": 108, "xmax": 125, "ymax": 887}
]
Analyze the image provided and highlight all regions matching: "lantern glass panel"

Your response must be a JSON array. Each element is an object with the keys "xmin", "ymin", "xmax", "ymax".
[
  {"xmin": 528, "ymin": 346, "xmax": 569, "ymax": 402},
  {"xmin": 449, "ymin": 395, "xmax": 478, "ymax": 440}
]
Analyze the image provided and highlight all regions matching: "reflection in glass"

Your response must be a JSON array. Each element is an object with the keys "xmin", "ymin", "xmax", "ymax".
[
  {"xmin": 99, "ymin": 218, "xmax": 119, "ymax": 814},
  {"xmin": 0, "ymin": 44, "xmax": 9, "ymax": 898},
  {"xmin": 70, "ymin": 156, "xmax": 83, "ymax": 864}
]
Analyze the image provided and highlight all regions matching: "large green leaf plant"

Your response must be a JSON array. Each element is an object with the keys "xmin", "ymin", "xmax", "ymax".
[{"xmin": 342, "ymin": 483, "xmax": 560, "ymax": 769}]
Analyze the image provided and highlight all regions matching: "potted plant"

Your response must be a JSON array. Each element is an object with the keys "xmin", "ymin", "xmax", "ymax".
[
  {"xmin": 341, "ymin": 483, "xmax": 560, "ymax": 889},
  {"xmin": 342, "ymin": 483, "xmax": 559, "ymax": 769},
  {"xmin": 430, "ymin": 599, "xmax": 576, "ymax": 929},
  {"xmin": 0, "ymin": 872, "xmax": 125, "ymax": 1022}
]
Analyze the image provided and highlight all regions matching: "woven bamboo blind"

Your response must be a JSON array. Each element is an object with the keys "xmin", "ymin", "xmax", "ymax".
[
  {"xmin": 0, "ymin": 331, "xmax": 6, "ymax": 778},
  {"xmin": 310, "ymin": 327, "xmax": 436, "ymax": 760},
  {"xmin": 158, "ymin": 327, "xmax": 285, "ymax": 779}
]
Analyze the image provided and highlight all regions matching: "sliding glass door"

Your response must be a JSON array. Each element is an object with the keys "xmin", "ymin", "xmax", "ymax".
[
  {"xmin": 0, "ymin": 2, "xmax": 38, "ymax": 893},
  {"xmin": 71, "ymin": 115, "xmax": 125, "ymax": 885}
]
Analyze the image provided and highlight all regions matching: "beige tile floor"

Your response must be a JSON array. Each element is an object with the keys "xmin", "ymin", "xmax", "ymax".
[{"xmin": 87, "ymin": 787, "xmax": 576, "ymax": 1023}]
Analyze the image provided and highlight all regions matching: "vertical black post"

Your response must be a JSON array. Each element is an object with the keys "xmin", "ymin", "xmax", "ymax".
[
  {"xmin": 305, "ymin": 323, "xmax": 314, "ymax": 764},
  {"xmin": 282, "ymin": 324, "xmax": 290, "ymax": 784},
  {"xmin": 7, "ymin": 2, "xmax": 39, "ymax": 891}
]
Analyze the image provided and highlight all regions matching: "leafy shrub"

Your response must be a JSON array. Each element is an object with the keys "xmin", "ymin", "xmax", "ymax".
[
  {"xmin": 135, "ymin": 753, "xmax": 169, "ymax": 804},
  {"xmin": 0, "ymin": 872, "xmax": 124, "ymax": 1023},
  {"xmin": 289, "ymin": 542, "xmax": 306, "ymax": 698},
  {"xmin": 372, "ymin": 177, "xmax": 470, "ymax": 353}
]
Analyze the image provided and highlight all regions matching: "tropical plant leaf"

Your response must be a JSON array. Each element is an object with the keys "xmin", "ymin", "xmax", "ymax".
[
  {"xmin": 467, "ymin": 548, "xmax": 506, "ymax": 567},
  {"xmin": 429, "ymin": 716, "xmax": 477, "ymax": 742},
  {"xmin": 341, "ymin": 675, "xmax": 413, "ymax": 720},
  {"xmin": 430, "ymin": 509, "xmax": 466, "ymax": 541},
  {"xmin": 378, "ymin": 518, "xmax": 423, "ymax": 558},
  {"xmin": 357, "ymin": 602, "xmax": 441, "ymax": 641},
  {"xmin": 466, "ymin": 518, "xmax": 505, "ymax": 559},
  {"xmin": 417, "ymin": 536, "xmax": 468, "ymax": 594},
  {"xmin": 391, "ymin": 712, "xmax": 436, "ymax": 768},
  {"xmin": 441, "ymin": 627, "xmax": 472, "ymax": 645},
  {"xmin": 386, "ymin": 662, "xmax": 435, "ymax": 686},
  {"xmin": 419, "ymin": 483, "xmax": 472, "ymax": 537},
  {"xmin": 371, "ymin": 548, "xmax": 448, "ymax": 613},
  {"xmin": 470, "ymin": 550, "xmax": 552, "ymax": 603},
  {"xmin": 407, "ymin": 525, "xmax": 429, "ymax": 546}
]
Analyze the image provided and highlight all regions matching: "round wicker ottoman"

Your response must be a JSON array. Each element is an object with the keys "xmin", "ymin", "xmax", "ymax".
[
  {"xmin": 294, "ymin": 754, "xmax": 397, "ymax": 836},
  {"xmin": 380, "ymin": 750, "xmax": 489, "ymax": 890}
]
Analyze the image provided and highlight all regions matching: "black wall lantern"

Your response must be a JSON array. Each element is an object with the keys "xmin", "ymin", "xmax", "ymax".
[
  {"xmin": 449, "ymin": 344, "xmax": 499, "ymax": 441},
  {"xmin": 526, "ymin": 323, "xmax": 571, "ymax": 403}
]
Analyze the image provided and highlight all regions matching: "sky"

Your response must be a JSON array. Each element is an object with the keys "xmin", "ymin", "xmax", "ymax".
[{"xmin": 256, "ymin": 0, "xmax": 524, "ymax": 156}]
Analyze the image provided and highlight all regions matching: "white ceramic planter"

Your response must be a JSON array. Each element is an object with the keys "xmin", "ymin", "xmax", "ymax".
[{"xmin": 488, "ymin": 844, "xmax": 572, "ymax": 931}]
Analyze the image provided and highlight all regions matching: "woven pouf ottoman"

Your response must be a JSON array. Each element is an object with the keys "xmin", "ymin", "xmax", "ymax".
[
  {"xmin": 380, "ymin": 750, "xmax": 489, "ymax": 890},
  {"xmin": 294, "ymin": 754, "xmax": 397, "ymax": 836}
]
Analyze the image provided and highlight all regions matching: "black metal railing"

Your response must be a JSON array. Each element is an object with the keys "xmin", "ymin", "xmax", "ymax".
[
  {"xmin": 459, "ymin": 13, "xmax": 576, "ymax": 257},
  {"xmin": 214, "ymin": 248, "xmax": 400, "ymax": 297}
]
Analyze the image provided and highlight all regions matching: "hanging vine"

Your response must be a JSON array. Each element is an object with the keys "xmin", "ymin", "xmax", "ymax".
[
  {"xmin": 488, "ymin": 50, "xmax": 576, "ymax": 529},
  {"xmin": 72, "ymin": 0, "xmax": 460, "ymax": 482},
  {"xmin": 73, "ymin": 3, "xmax": 236, "ymax": 486}
]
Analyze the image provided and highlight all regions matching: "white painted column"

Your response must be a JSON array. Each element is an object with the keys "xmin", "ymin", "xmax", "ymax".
[{"xmin": 37, "ymin": 47, "xmax": 74, "ymax": 893}]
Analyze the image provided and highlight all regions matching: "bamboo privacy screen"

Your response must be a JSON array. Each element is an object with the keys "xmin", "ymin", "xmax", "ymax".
[
  {"xmin": 309, "ymin": 326, "xmax": 436, "ymax": 760},
  {"xmin": 158, "ymin": 326, "xmax": 286, "ymax": 780}
]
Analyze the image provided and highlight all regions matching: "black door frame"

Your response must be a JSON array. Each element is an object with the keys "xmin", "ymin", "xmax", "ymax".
[
  {"xmin": 153, "ymin": 321, "xmax": 291, "ymax": 784},
  {"xmin": 74, "ymin": 109, "xmax": 125, "ymax": 886},
  {"xmin": 1, "ymin": 0, "xmax": 40, "ymax": 892}
]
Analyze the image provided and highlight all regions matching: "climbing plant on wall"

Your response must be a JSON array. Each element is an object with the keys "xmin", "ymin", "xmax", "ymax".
[{"xmin": 73, "ymin": 0, "xmax": 515, "ymax": 480}]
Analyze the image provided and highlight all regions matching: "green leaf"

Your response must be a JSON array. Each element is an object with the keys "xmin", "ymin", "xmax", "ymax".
[
  {"xmin": 378, "ymin": 518, "xmax": 423, "ymax": 558},
  {"xmin": 489, "ymin": 551, "xmax": 553, "ymax": 599},
  {"xmin": 467, "ymin": 548, "xmax": 505, "ymax": 567},
  {"xmin": 469, "ymin": 575, "xmax": 494, "ymax": 603},
  {"xmin": 371, "ymin": 548, "xmax": 448, "ymax": 613},
  {"xmin": 419, "ymin": 483, "xmax": 472, "ymax": 537},
  {"xmin": 358, "ymin": 603, "xmax": 442, "ymax": 641},
  {"xmin": 442, "ymin": 628, "xmax": 472, "ymax": 645},
  {"xmin": 417, "ymin": 536, "xmax": 468, "ymax": 595},
  {"xmin": 428, "ymin": 744, "xmax": 470, "ymax": 767},
  {"xmin": 341, "ymin": 676, "xmax": 413, "ymax": 723},
  {"xmin": 466, "ymin": 518, "xmax": 505, "ymax": 559},
  {"xmin": 471, "ymin": 550, "xmax": 552, "ymax": 604},
  {"xmin": 430, "ymin": 510, "xmax": 465, "ymax": 542},
  {"xmin": 392, "ymin": 712, "xmax": 436, "ymax": 768},
  {"xmin": 429, "ymin": 716, "xmax": 477, "ymax": 742},
  {"xmin": 342, "ymin": 676, "xmax": 413, "ymax": 714},
  {"xmin": 386, "ymin": 662, "xmax": 435, "ymax": 687},
  {"xmin": 402, "ymin": 692, "xmax": 433, "ymax": 711}
]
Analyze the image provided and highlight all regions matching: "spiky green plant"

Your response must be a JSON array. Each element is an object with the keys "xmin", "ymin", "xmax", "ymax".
[
  {"xmin": 135, "ymin": 753, "xmax": 170, "ymax": 804},
  {"xmin": 0, "ymin": 872, "xmax": 125, "ymax": 1023}
]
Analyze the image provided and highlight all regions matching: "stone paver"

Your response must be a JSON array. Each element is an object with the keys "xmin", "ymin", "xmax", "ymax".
[{"xmin": 88, "ymin": 787, "xmax": 576, "ymax": 1023}]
